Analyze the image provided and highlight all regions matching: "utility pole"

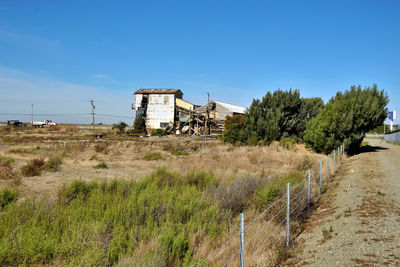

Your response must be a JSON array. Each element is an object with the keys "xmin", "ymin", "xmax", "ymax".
[
  {"xmin": 90, "ymin": 100, "xmax": 95, "ymax": 135},
  {"xmin": 207, "ymin": 92, "xmax": 210, "ymax": 135},
  {"xmin": 31, "ymin": 104, "xmax": 33, "ymax": 124}
]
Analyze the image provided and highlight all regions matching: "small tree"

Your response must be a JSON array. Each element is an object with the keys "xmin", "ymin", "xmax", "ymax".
[
  {"xmin": 132, "ymin": 115, "xmax": 146, "ymax": 134},
  {"xmin": 112, "ymin": 122, "xmax": 128, "ymax": 134},
  {"xmin": 222, "ymin": 114, "xmax": 245, "ymax": 144}
]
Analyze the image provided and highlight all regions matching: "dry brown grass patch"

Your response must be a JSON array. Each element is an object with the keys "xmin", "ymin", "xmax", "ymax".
[{"xmin": 21, "ymin": 158, "xmax": 45, "ymax": 177}]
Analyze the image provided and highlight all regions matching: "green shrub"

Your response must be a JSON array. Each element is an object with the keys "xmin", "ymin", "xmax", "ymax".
[
  {"xmin": 279, "ymin": 137, "xmax": 297, "ymax": 150},
  {"xmin": 0, "ymin": 188, "xmax": 18, "ymax": 209},
  {"xmin": 89, "ymin": 154, "xmax": 97, "ymax": 161},
  {"xmin": 151, "ymin": 129, "xmax": 167, "ymax": 137},
  {"xmin": 254, "ymin": 170, "xmax": 304, "ymax": 210},
  {"xmin": 131, "ymin": 115, "xmax": 146, "ymax": 134},
  {"xmin": 21, "ymin": 158, "xmax": 45, "ymax": 176},
  {"xmin": 57, "ymin": 180, "xmax": 93, "ymax": 204},
  {"xmin": 112, "ymin": 122, "xmax": 128, "ymax": 134},
  {"xmin": 170, "ymin": 151, "xmax": 189, "ymax": 156},
  {"xmin": 186, "ymin": 170, "xmax": 218, "ymax": 190},
  {"xmin": 0, "ymin": 156, "xmax": 15, "ymax": 165},
  {"xmin": 45, "ymin": 156, "xmax": 62, "ymax": 172},
  {"xmin": 222, "ymin": 114, "xmax": 245, "ymax": 144},
  {"xmin": 143, "ymin": 152, "xmax": 162, "ymax": 161},
  {"xmin": 93, "ymin": 161, "xmax": 108, "ymax": 169},
  {"xmin": 7, "ymin": 147, "xmax": 34, "ymax": 154}
]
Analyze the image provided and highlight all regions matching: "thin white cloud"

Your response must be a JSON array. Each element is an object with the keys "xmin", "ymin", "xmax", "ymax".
[
  {"xmin": 0, "ymin": 29, "xmax": 61, "ymax": 49},
  {"xmin": 92, "ymin": 74, "xmax": 110, "ymax": 79}
]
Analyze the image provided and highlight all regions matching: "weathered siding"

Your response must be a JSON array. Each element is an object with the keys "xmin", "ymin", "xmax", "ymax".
[
  {"xmin": 176, "ymin": 98, "xmax": 195, "ymax": 111},
  {"xmin": 145, "ymin": 94, "xmax": 175, "ymax": 131},
  {"xmin": 134, "ymin": 94, "xmax": 143, "ymax": 116}
]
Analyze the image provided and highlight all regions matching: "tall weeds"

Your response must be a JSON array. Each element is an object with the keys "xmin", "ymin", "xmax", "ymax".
[{"xmin": 0, "ymin": 168, "xmax": 309, "ymax": 266}]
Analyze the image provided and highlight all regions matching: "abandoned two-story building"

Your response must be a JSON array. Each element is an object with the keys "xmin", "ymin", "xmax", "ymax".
[
  {"xmin": 134, "ymin": 88, "xmax": 245, "ymax": 135},
  {"xmin": 134, "ymin": 89, "xmax": 197, "ymax": 133}
]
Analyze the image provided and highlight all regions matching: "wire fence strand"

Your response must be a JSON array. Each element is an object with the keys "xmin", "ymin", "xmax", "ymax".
[{"xmin": 197, "ymin": 151, "xmax": 345, "ymax": 267}]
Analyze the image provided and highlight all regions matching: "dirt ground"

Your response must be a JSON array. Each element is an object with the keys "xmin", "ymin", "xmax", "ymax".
[
  {"xmin": 0, "ymin": 127, "xmax": 326, "ymax": 201},
  {"xmin": 289, "ymin": 137, "xmax": 400, "ymax": 266}
]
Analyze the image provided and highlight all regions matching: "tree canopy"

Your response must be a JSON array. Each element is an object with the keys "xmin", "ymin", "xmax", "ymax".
[
  {"xmin": 304, "ymin": 84, "xmax": 389, "ymax": 153},
  {"xmin": 222, "ymin": 89, "xmax": 324, "ymax": 145}
]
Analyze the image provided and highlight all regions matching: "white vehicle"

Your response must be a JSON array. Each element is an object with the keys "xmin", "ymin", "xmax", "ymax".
[
  {"xmin": 32, "ymin": 121, "xmax": 46, "ymax": 128},
  {"xmin": 32, "ymin": 120, "xmax": 57, "ymax": 127},
  {"xmin": 46, "ymin": 120, "xmax": 57, "ymax": 126}
]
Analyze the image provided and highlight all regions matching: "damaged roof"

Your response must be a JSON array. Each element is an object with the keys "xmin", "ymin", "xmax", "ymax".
[
  {"xmin": 134, "ymin": 88, "xmax": 183, "ymax": 94},
  {"xmin": 214, "ymin": 101, "xmax": 246, "ymax": 114}
]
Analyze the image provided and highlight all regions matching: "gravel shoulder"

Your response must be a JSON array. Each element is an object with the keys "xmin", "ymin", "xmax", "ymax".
[{"xmin": 288, "ymin": 137, "xmax": 400, "ymax": 266}]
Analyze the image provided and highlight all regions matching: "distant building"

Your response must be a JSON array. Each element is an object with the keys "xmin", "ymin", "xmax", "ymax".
[
  {"xmin": 197, "ymin": 100, "xmax": 246, "ymax": 121},
  {"xmin": 134, "ymin": 89, "xmax": 246, "ymax": 135},
  {"xmin": 134, "ymin": 88, "xmax": 197, "ymax": 133}
]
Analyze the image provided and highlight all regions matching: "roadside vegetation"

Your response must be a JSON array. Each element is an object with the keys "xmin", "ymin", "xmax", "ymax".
[
  {"xmin": 0, "ymin": 167, "xmax": 310, "ymax": 266},
  {"xmin": 222, "ymin": 85, "xmax": 388, "ymax": 154}
]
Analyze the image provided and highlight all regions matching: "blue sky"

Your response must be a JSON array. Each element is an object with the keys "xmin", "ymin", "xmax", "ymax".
[{"xmin": 0, "ymin": 0, "xmax": 399, "ymax": 124}]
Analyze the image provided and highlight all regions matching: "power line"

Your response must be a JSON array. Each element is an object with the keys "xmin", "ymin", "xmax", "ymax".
[
  {"xmin": 0, "ymin": 113, "xmax": 90, "ymax": 116},
  {"xmin": 0, "ymin": 113, "xmax": 132, "ymax": 118},
  {"xmin": 95, "ymin": 113, "xmax": 132, "ymax": 119}
]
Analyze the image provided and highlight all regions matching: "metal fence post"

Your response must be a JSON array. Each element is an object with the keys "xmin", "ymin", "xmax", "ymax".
[
  {"xmin": 327, "ymin": 154, "xmax": 330, "ymax": 178},
  {"xmin": 343, "ymin": 143, "xmax": 345, "ymax": 155},
  {"xmin": 307, "ymin": 169, "xmax": 311, "ymax": 209},
  {"xmin": 240, "ymin": 213, "xmax": 244, "ymax": 267},
  {"xmin": 338, "ymin": 147, "xmax": 340, "ymax": 162},
  {"xmin": 286, "ymin": 183, "xmax": 290, "ymax": 246},
  {"xmin": 319, "ymin": 160, "xmax": 322, "ymax": 193},
  {"xmin": 333, "ymin": 150, "xmax": 335, "ymax": 173}
]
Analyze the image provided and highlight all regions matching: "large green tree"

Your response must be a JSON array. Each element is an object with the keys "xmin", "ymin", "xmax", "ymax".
[
  {"xmin": 297, "ymin": 97, "xmax": 325, "ymax": 139},
  {"xmin": 222, "ymin": 89, "xmax": 324, "ymax": 145},
  {"xmin": 304, "ymin": 84, "xmax": 389, "ymax": 153}
]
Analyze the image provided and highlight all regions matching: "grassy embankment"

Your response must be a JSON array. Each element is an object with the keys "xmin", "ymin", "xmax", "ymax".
[{"xmin": 0, "ymin": 167, "xmax": 305, "ymax": 266}]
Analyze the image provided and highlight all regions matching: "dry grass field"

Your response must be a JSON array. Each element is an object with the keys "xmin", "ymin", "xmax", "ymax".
[
  {"xmin": 0, "ymin": 124, "xmax": 326, "ymax": 200},
  {"xmin": 0, "ymin": 124, "xmax": 328, "ymax": 266}
]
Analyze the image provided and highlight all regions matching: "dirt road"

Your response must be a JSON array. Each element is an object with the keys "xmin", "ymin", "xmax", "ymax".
[{"xmin": 291, "ymin": 138, "xmax": 400, "ymax": 266}]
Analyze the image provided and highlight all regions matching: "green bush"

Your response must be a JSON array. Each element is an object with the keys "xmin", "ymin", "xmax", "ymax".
[
  {"xmin": 170, "ymin": 151, "xmax": 189, "ymax": 156},
  {"xmin": 151, "ymin": 129, "xmax": 167, "ymax": 137},
  {"xmin": 0, "ymin": 156, "xmax": 15, "ymax": 165},
  {"xmin": 143, "ymin": 152, "xmax": 162, "ymax": 161},
  {"xmin": 112, "ymin": 122, "xmax": 128, "ymax": 134},
  {"xmin": 93, "ymin": 161, "xmax": 108, "ymax": 169},
  {"xmin": 57, "ymin": 180, "xmax": 94, "ymax": 204},
  {"xmin": 130, "ymin": 115, "xmax": 146, "ymax": 134},
  {"xmin": 279, "ymin": 137, "xmax": 297, "ymax": 150},
  {"xmin": 254, "ymin": 170, "xmax": 304, "ymax": 210},
  {"xmin": 0, "ymin": 188, "xmax": 18, "ymax": 210},
  {"xmin": 45, "ymin": 156, "xmax": 63, "ymax": 172},
  {"xmin": 222, "ymin": 114, "xmax": 245, "ymax": 144},
  {"xmin": 304, "ymin": 84, "xmax": 389, "ymax": 153}
]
